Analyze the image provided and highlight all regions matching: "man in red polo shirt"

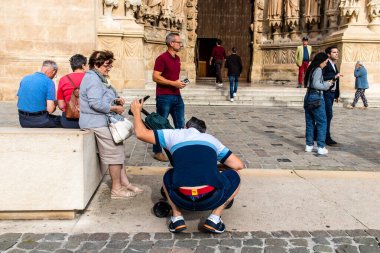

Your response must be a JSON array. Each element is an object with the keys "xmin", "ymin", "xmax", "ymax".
[
  {"xmin": 209, "ymin": 39, "xmax": 226, "ymax": 87},
  {"xmin": 152, "ymin": 32, "xmax": 187, "ymax": 162}
]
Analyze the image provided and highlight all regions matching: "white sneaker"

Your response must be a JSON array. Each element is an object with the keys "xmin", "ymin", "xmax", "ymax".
[
  {"xmin": 233, "ymin": 93, "xmax": 236, "ymax": 97},
  {"xmin": 305, "ymin": 145, "xmax": 313, "ymax": 152},
  {"xmin": 217, "ymin": 83, "xmax": 223, "ymax": 88},
  {"xmin": 230, "ymin": 98, "xmax": 234, "ymax": 102},
  {"xmin": 317, "ymin": 147, "xmax": 328, "ymax": 155}
]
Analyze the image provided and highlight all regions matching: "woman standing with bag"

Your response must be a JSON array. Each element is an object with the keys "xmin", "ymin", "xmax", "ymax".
[
  {"xmin": 57, "ymin": 54, "xmax": 87, "ymax": 128},
  {"xmin": 79, "ymin": 50, "xmax": 143, "ymax": 199},
  {"xmin": 304, "ymin": 52, "xmax": 334, "ymax": 155}
]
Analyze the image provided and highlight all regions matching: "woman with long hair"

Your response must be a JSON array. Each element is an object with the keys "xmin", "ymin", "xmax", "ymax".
[{"xmin": 304, "ymin": 52, "xmax": 333, "ymax": 155}]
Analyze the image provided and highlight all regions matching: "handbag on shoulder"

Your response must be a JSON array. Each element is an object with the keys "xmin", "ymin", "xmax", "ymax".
[{"xmin": 65, "ymin": 75, "xmax": 80, "ymax": 119}]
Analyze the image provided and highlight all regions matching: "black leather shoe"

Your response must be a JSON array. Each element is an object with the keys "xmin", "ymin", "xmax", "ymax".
[{"xmin": 326, "ymin": 139, "xmax": 338, "ymax": 146}]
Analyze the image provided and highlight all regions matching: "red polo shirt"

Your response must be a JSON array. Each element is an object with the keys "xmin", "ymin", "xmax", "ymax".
[
  {"xmin": 211, "ymin": 46, "xmax": 226, "ymax": 61},
  {"xmin": 57, "ymin": 72, "xmax": 85, "ymax": 112},
  {"xmin": 154, "ymin": 51, "xmax": 181, "ymax": 96}
]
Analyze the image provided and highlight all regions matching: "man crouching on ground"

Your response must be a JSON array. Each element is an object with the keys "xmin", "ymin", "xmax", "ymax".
[{"xmin": 130, "ymin": 98, "xmax": 244, "ymax": 234}]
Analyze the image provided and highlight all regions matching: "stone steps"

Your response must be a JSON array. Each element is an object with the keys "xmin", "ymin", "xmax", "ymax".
[{"xmin": 122, "ymin": 87, "xmax": 380, "ymax": 107}]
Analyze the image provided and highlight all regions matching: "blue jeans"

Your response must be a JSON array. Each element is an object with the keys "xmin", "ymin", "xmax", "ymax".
[
  {"xmin": 153, "ymin": 95, "xmax": 185, "ymax": 153},
  {"xmin": 304, "ymin": 92, "xmax": 327, "ymax": 148},
  {"xmin": 323, "ymin": 91, "xmax": 335, "ymax": 140},
  {"xmin": 60, "ymin": 112, "xmax": 80, "ymax": 129},
  {"xmin": 229, "ymin": 75, "xmax": 239, "ymax": 98}
]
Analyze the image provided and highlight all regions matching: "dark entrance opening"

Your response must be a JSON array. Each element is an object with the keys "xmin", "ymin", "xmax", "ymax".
[
  {"xmin": 195, "ymin": 0, "xmax": 254, "ymax": 83},
  {"xmin": 196, "ymin": 38, "xmax": 217, "ymax": 78}
]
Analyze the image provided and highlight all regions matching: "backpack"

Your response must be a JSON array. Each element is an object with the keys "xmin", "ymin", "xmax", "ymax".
[
  {"xmin": 145, "ymin": 112, "xmax": 173, "ymax": 130},
  {"xmin": 65, "ymin": 75, "xmax": 80, "ymax": 119}
]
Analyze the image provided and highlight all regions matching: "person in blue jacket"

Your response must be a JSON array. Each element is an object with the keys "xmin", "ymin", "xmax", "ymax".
[{"xmin": 346, "ymin": 61, "xmax": 369, "ymax": 109}]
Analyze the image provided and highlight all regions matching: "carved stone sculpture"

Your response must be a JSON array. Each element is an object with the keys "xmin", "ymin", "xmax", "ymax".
[
  {"xmin": 268, "ymin": 0, "xmax": 283, "ymax": 41},
  {"xmin": 367, "ymin": 0, "xmax": 380, "ymax": 31},
  {"xmin": 339, "ymin": 0, "xmax": 360, "ymax": 24},
  {"xmin": 325, "ymin": 0, "xmax": 339, "ymax": 32},
  {"xmin": 305, "ymin": 0, "xmax": 320, "ymax": 24},
  {"xmin": 104, "ymin": 0, "xmax": 119, "ymax": 19}
]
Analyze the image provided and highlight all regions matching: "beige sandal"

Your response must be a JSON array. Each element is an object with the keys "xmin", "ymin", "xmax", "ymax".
[
  {"xmin": 124, "ymin": 183, "xmax": 144, "ymax": 194},
  {"xmin": 111, "ymin": 187, "xmax": 136, "ymax": 199}
]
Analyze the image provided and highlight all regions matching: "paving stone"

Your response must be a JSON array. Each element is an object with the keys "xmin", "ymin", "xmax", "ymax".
[
  {"xmin": 153, "ymin": 239, "xmax": 175, "ymax": 248},
  {"xmin": 271, "ymin": 231, "xmax": 292, "ymax": 238},
  {"xmin": 111, "ymin": 233, "xmax": 130, "ymax": 241},
  {"xmin": 195, "ymin": 245, "xmax": 217, "ymax": 253},
  {"xmin": 125, "ymin": 241, "xmax": 154, "ymax": 252},
  {"xmin": 55, "ymin": 249, "xmax": 74, "ymax": 253},
  {"xmin": 172, "ymin": 233, "xmax": 192, "ymax": 239},
  {"xmin": 242, "ymin": 247, "xmax": 263, "ymax": 253},
  {"xmin": 212, "ymin": 232, "xmax": 232, "ymax": 239},
  {"xmin": 312, "ymin": 245, "xmax": 333, "ymax": 252},
  {"xmin": 358, "ymin": 245, "xmax": 380, "ymax": 253},
  {"xmin": 0, "ymin": 233, "xmax": 22, "ymax": 242},
  {"xmin": 43, "ymin": 233, "xmax": 67, "ymax": 241},
  {"xmin": 310, "ymin": 231, "xmax": 330, "ymax": 237},
  {"xmin": 312, "ymin": 237, "xmax": 331, "ymax": 245},
  {"xmin": 67, "ymin": 233, "xmax": 90, "ymax": 242},
  {"xmin": 88, "ymin": 233, "xmax": 110, "ymax": 241},
  {"xmin": 21, "ymin": 233, "xmax": 45, "ymax": 242},
  {"xmin": 7, "ymin": 250, "xmax": 27, "ymax": 253},
  {"xmin": 244, "ymin": 238, "xmax": 263, "ymax": 246},
  {"xmin": 265, "ymin": 238, "xmax": 288, "ymax": 246},
  {"xmin": 192, "ymin": 232, "xmax": 212, "ymax": 239},
  {"xmin": 290, "ymin": 231, "xmax": 312, "ymax": 238},
  {"xmin": 366, "ymin": 230, "xmax": 380, "ymax": 238},
  {"xmin": 289, "ymin": 247, "xmax": 310, "ymax": 253},
  {"xmin": 198, "ymin": 239, "xmax": 219, "ymax": 247},
  {"xmin": 17, "ymin": 241, "xmax": 39, "ymax": 250},
  {"xmin": 218, "ymin": 246, "xmax": 236, "ymax": 253},
  {"xmin": 219, "ymin": 238, "xmax": 242, "ymax": 247},
  {"xmin": 171, "ymin": 248, "xmax": 194, "ymax": 253},
  {"xmin": 100, "ymin": 249, "xmax": 123, "ymax": 253},
  {"xmin": 133, "ymin": 232, "xmax": 151, "ymax": 241},
  {"xmin": 153, "ymin": 233, "xmax": 172, "ymax": 240},
  {"xmin": 327, "ymin": 230, "xmax": 349, "ymax": 237},
  {"xmin": 289, "ymin": 239, "xmax": 308, "ymax": 247},
  {"xmin": 251, "ymin": 231, "xmax": 273, "ymax": 238},
  {"xmin": 335, "ymin": 244, "xmax": 359, "ymax": 253},
  {"xmin": 264, "ymin": 246, "xmax": 287, "ymax": 253},
  {"xmin": 79, "ymin": 241, "xmax": 107, "ymax": 251},
  {"xmin": 231, "ymin": 232, "xmax": 250, "ymax": 238},
  {"xmin": 174, "ymin": 239, "xmax": 199, "ymax": 248},
  {"xmin": 345, "ymin": 230, "xmax": 368, "ymax": 237},
  {"xmin": 35, "ymin": 241, "xmax": 62, "ymax": 251},
  {"xmin": 353, "ymin": 237, "xmax": 379, "ymax": 246},
  {"xmin": 332, "ymin": 237, "xmax": 354, "ymax": 244},
  {"xmin": 149, "ymin": 248, "xmax": 172, "ymax": 253},
  {"xmin": 0, "ymin": 240, "xmax": 18, "ymax": 251},
  {"xmin": 56, "ymin": 250, "xmax": 74, "ymax": 253},
  {"xmin": 106, "ymin": 240, "xmax": 129, "ymax": 249}
]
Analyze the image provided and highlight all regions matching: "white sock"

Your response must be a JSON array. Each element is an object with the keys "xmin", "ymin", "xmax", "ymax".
[
  {"xmin": 208, "ymin": 214, "xmax": 220, "ymax": 224},
  {"xmin": 171, "ymin": 215, "xmax": 184, "ymax": 223}
]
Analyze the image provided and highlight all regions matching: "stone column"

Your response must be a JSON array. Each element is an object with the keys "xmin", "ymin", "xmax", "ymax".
[
  {"xmin": 285, "ymin": 0, "xmax": 300, "ymax": 41},
  {"xmin": 325, "ymin": 0, "xmax": 340, "ymax": 34},
  {"xmin": 267, "ymin": 0, "xmax": 283, "ymax": 42}
]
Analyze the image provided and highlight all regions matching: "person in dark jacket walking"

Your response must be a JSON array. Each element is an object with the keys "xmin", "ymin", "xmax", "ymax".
[{"xmin": 225, "ymin": 47, "xmax": 243, "ymax": 102}]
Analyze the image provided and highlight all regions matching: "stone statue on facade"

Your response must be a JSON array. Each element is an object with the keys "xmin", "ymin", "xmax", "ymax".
[
  {"xmin": 367, "ymin": 0, "xmax": 380, "ymax": 31},
  {"xmin": 325, "ymin": 0, "xmax": 339, "ymax": 33},
  {"xmin": 104, "ymin": 0, "xmax": 119, "ymax": 19},
  {"xmin": 268, "ymin": 0, "xmax": 283, "ymax": 41},
  {"xmin": 284, "ymin": 0, "xmax": 300, "ymax": 41},
  {"xmin": 305, "ymin": 0, "xmax": 320, "ymax": 24}
]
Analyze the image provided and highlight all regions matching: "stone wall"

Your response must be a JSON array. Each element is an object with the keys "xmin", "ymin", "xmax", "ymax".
[{"xmin": 0, "ymin": 0, "xmax": 97, "ymax": 100}]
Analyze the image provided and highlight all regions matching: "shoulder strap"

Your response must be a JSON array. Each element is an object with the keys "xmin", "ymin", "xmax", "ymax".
[{"xmin": 66, "ymin": 74, "xmax": 78, "ymax": 89}]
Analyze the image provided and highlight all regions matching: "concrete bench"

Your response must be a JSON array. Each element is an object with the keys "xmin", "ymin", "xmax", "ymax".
[{"xmin": 0, "ymin": 128, "xmax": 106, "ymax": 219}]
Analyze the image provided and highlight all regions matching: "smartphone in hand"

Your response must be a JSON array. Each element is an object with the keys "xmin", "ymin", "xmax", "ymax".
[{"xmin": 182, "ymin": 78, "xmax": 190, "ymax": 85}]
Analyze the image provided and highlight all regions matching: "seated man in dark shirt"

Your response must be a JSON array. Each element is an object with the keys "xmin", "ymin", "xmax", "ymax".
[{"xmin": 131, "ymin": 98, "xmax": 244, "ymax": 234}]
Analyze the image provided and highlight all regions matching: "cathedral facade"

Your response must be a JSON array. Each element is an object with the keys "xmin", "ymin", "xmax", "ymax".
[{"xmin": 1, "ymin": 0, "xmax": 379, "ymax": 100}]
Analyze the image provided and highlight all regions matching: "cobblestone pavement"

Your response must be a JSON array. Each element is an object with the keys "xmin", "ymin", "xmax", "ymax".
[
  {"xmin": 1, "ymin": 230, "xmax": 380, "ymax": 253},
  {"xmin": 1, "ymin": 102, "xmax": 380, "ymax": 171}
]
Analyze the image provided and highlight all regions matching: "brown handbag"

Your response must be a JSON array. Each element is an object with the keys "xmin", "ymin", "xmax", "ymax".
[{"xmin": 65, "ymin": 75, "xmax": 80, "ymax": 119}]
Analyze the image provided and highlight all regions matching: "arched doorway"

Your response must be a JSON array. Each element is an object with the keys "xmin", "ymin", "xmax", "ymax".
[{"xmin": 195, "ymin": 0, "xmax": 254, "ymax": 82}]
